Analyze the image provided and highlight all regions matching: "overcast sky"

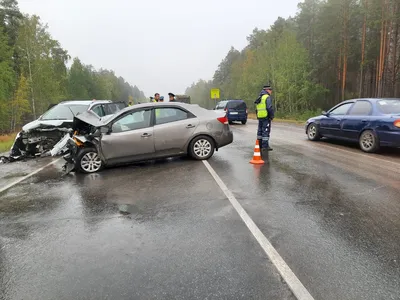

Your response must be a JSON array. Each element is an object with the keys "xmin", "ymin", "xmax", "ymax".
[{"xmin": 18, "ymin": 0, "xmax": 300, "ymax": 98}]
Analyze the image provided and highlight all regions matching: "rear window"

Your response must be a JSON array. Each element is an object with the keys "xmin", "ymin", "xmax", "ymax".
[
  {"xmin": 215, "ymin": 101, "xmax": 228, "ymax": 110},
  {"xmin": 377, "ymin": 99, "xmax": 400, "ymax": 114},
  {"xmin": 227, "ymin": 101, "xmax": 247, "ymax": 110}
]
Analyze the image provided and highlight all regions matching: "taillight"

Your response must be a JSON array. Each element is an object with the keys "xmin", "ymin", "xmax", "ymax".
[
  {"xmin": 217, "ymin": 116, "xmax": 228, "ymax": 124},
  {"xmin": 394, "ymin": 119, "xmax": 400, "ymax": 128}
]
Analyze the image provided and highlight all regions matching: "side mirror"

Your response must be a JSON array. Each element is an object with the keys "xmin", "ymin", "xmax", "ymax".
[{"xmin": 322, "ymin": 111, "xmax": 329, "ymax": 116}]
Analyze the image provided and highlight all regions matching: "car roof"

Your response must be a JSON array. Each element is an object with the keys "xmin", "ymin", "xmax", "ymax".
[
  {"xmin": 346, "ymin": 98, "xmax": 400, "ymax": 103},
  {"xmin": 58, "ymin": 100, "xmax": 113, "ymax": 105}
]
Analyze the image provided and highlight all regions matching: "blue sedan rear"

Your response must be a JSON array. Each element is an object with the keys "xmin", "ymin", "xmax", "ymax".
[{"xmin": 305, "ymin": 98, "xmax": 400, "ymax": 153}]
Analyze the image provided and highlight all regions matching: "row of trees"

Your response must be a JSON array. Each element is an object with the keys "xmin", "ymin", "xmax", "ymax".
[
  {"xmin": 186, "ymin": 0, "xmax": 400, "ymax": 118},
  {"xmin": 0, "ymin": 0, "xmax": 145, "ymax": 133}
]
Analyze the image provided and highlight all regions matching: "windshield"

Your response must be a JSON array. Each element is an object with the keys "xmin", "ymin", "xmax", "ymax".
[
  {"xmin": 41, "ymin": 104, "xmax": 89, "ymax": 120},
  {"xmin": 376, "ymin": 99, "xmax": 400, "ymax": 114}
]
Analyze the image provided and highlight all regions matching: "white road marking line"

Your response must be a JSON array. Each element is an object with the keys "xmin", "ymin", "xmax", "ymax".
[
  {"xmin": 0, "ymin": 157, "xmax": 63, "ymax": 194},
  {"xmin": 202, "ymin": 160, "xmax": 315, "ymax": 300}
]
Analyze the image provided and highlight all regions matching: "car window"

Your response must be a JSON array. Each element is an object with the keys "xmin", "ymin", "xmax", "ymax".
[
  {"xmin": 377, "ymin": 99, "xmax": 400, "ymax": 114},
  {"xmin": 215, "ymin": 101, "xmax": 228, "ymax": 110},
  {"xmin": 227, "ymin": 101, "xmax": 246, "ymax": 110},
  {"xmin": 155, "ymin": 108, "xmax": 191, "ymax": 125},
  {"xmin": 91, "ymin": 105, "xmax": 105, "ymax": 117},
  {"xmin": 104, "ymin": 102, "xmax": 127, "ymax": 115},
  {"xmin": 348, "ymin": 101, "xmax": 372, "ymax": 115},
  {"xmin": 41, "ymin": 104, "xmax": 89, "ymax": 120},
  {"xmin": 111, "ymin": 109, "xmax": 151, "ymax": 133},
  {"xmin": 329, "ymin": 102, "xmax": 353, "ymax": 115}
]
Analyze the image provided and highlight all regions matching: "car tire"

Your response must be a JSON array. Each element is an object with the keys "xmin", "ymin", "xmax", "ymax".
[
  {"xmin": 188, "ymin": 135, "xmax": 215, "ymax": 160},
  {"xmin": 359, "ymin": 130, "xmax": 380, "ymax": 153},
  {"xmin": 75, "ymin": 147, "xmax": 104, "ymax": 173},
  {"xmin": 241, "ymin": 120, "xmax": 247, "ymax": 125},
  {"xmin": 307, "ymin": 123, "xmax": 321, "ymax": 141}
]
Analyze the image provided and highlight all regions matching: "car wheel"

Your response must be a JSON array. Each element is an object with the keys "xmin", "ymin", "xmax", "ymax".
[
  {"xmin": 241, "ymin": 120, "xmax": 247, "ymax": 125},
  {"xmin": 307, "ymin": 123, "xmax": 321, "ymax": 141},
  {"xmin": 76, "ymin": 147, "xmax": 103, "ymax": 173},
  {"xmin": 359, "ymin": 130, "xmax": 380, "ymax": 153},
  {"xmin": 189, "ymin": 136, "xmax": 215, "ymax": 160}
]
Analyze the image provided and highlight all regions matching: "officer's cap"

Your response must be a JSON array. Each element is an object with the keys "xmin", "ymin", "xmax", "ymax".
[
  {"xmin": 263, "ymin": 85, "xmax": 273, "ymax": 90},
  {"xmin": 168, "ymin": 93, "xmax": 175, "ymax": 97}
]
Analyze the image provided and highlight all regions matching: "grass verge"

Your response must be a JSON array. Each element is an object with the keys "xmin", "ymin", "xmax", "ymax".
[{"xmin": 0, "ymin": 133, "xmax": 16, "ymax": 153}]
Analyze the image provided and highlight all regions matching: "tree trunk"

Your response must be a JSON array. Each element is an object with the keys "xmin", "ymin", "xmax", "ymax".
[{"xmin": 359, "ymin": 0, "xmax": 368, "ymax": 97}]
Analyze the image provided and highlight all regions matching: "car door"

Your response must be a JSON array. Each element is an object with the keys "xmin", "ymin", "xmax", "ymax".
[
  {"xmin": 100, "ymin": 108, "xmax": 155, "ymax": 164},
  {"xmin": 319, "ymin": 102, "xmax": 354, "ymax": 138},
  {"xmin": 153, "ymin": 107, "xmax": 198, "ymax": 156},
  {"xmin": 341, "ymin": 100, "xmax": 373, "ymax": 140}
]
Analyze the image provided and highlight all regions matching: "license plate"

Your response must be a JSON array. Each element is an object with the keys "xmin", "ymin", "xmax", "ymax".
[{"xmin": 230, "ymin": 112, "xmax": 238, "ymax": 115}]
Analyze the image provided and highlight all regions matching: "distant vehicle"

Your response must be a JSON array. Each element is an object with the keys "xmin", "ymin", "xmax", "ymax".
[
  {"xmin": 305, "ymin": 98, "xmax": 400, "ymax": 153},
  {"xmin": 214, "ymin": 100, "xmax": 248, "ymax": 125},
  {"xmin": 175, "ymin": 95, "xmax": 191, "ymax": 104},
  {"xmin": 10, "ymin": 100, "xmax": 127, "ymax": 158},
  {"xmin": 62, "ymin": 102, "xmax": 233, "ymax": 173}
]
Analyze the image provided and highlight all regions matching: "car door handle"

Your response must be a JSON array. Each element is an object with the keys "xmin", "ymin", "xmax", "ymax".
[
  {"xmin": 186, "ymin": 124, "xmax": 195, "ymax": 128},
  {"xmin": 141, "ymin": 133, "xmax": 152, "ymax": 137},
  {"xmin": 361, "ymin": 119, "xmax": 367, "ymax": 122}
]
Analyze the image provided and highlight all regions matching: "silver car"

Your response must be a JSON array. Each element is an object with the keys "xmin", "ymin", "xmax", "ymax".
[{"xmin": 63, "ymin": 102, "xmax": 233, "ymax": 173}]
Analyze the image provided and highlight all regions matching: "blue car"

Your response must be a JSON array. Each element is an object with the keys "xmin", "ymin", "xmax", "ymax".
[
  {"xmin": 305, "ymin": 98, "xmax": 400, "ymax": 153},
  {"xmin": 215, "ymin": 100, "xmax": 248, "ymax": 125}
]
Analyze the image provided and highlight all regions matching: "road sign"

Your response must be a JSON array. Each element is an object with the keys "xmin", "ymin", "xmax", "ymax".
[{"xmin": 210, "ymin": 88, "xmax": 220, "ymax": 99}]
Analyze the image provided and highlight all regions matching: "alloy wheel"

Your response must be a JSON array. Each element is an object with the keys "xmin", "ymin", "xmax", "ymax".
[
  {"xmin": 80, "ymin": 152, "xmax": 102, "ymax": 173},
  {"xmin": 193, "ymin": 139, "xmax": 212, "ymax": 158}
]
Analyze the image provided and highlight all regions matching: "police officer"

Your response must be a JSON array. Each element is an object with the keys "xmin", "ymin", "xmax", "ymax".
[
  {"xmin": 128, "ymin": 101, "xmax": 133, "ymax": 106},
  {"xmin": 152, "ymin": 93, "xmax": 160, "ymax": 102},
  {"xmin": 254, "ymin": 84, "xmax": 274, "ymax": 153},
  {"xmin": 159, "ymin": 96, "xmax": 164, "ymax": 102},
  {"xmin": 168, "ymin": 93, "xmax": 176, "ymax": 102}
]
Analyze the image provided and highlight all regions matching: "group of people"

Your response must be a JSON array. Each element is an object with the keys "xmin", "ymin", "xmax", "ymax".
[
  {"xmin": 255, "ymin": 84, "xmax": 274, "ymax": 154},
  {"xmin": 150, "ymin": 93, "xmax": 176, "ymax": 102},
  {"xmin": 127, "ymin": 92, "xmax": 176, "ymax": 106}
]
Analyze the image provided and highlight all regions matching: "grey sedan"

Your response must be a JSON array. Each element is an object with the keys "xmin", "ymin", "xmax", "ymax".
[{"xmin": 63, "ymin": 102, "xmax": 233, "ymax": 173}]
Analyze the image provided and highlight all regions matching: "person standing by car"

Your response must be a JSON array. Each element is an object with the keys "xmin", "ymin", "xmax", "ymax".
[
  {"xmin": 254, "ymin": 84, "xmax": 274, "ymax": 153},
  {"xmin": 168, "ymin": 93, "xmax": 176, "ymax": 102},
  {"xmin": 154, "ymin": 93, "xmax": 160, "ymax": 102}
]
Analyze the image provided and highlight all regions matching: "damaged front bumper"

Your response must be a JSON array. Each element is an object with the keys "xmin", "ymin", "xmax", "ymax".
[{"xmin": 3, "ymin": 127, "xmax": 73, "ymax": 163}]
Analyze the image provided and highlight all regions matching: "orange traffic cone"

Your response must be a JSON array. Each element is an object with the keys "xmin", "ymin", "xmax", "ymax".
[{"xmin": 249, "ymin": 140, "xmax": 265, "ymax": 165}]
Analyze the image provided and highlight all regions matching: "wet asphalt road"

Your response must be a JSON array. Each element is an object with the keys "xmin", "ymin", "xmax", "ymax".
[{"xmin": 1, "ymin": 121, "xmax": 400, "ymax": 300}]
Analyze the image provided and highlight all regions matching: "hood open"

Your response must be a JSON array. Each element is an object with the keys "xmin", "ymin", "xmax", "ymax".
[{"xmin": 73, "ymin": 110, "xmax": 113, "ymax": 128}]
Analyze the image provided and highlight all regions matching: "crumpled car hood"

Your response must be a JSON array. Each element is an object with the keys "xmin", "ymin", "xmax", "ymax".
[
  {"xmin": 74, "ymin": 110, "xmax": 113, "ymax": 128},
  {"xmin": 22, "ymin": 119, "xmax": 72, "ymax": 131}
]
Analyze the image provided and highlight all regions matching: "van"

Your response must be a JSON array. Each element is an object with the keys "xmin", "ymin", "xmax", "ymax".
[{"xmin": 215, "ymin": 100, "xmax": 248, "ymax": 124}]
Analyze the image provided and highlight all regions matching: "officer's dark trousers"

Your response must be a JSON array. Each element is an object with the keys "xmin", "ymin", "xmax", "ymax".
[{"xmin": 257, "ymin": 118, "xmax": 271, "ymax": 148}]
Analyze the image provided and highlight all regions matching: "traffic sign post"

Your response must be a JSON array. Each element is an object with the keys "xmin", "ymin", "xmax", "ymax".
[{"xmin": 210, "ymin": 88, "xmax": 220, "ymax": 108}]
